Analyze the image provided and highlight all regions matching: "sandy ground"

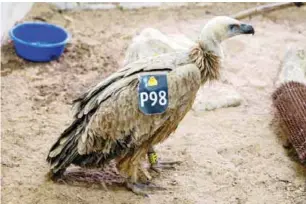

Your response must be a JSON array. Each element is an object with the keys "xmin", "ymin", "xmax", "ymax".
[{"xmin": 1, "ymin": 3, "xmax": 306, "ymax": 204}]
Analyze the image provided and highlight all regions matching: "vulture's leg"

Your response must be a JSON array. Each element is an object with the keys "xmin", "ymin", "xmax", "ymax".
[
  {"xmin": 139, "ymin": 165, "xmax": 152, "ymax": 181},
  {"xmin": 148, "ymin": 146, "xmax": 181, "ymax": 173}
]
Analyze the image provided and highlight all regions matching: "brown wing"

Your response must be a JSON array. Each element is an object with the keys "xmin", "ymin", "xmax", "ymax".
[
  {"xmin": 72, "ymin": 51, "xmax": 191, "ymax": 119},
  {"xmin": 77, "ymin": 64, "xmax": 201, "ymax": 156}
]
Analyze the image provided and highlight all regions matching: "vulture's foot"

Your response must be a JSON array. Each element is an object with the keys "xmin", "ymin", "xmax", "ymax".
[
  {"xmin": 126, "ymin": 181, "xmax": 166, "ymax": 197},
  {"xmin": 150, "ymin": 161, "xmax": 182, "ymax": 173},
  {"xmin": 148, "ymin": 150, "xmax": 181, "ymax": 173}
]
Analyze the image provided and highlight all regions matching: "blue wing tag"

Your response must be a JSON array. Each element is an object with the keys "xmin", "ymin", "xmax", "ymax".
[{"xmin": 138, "ymin": 74, "xmax": 169, "ymax": 115}]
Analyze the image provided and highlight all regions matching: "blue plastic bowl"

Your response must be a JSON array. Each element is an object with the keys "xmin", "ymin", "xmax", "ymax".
[{"xmin": 10, "ymin": 22, "xmax": 69, "ymax": 62}]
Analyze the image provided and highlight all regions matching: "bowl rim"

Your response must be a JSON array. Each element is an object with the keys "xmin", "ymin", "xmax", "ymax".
[{"xmin": 9, "ymin": 22, "xmax": 70, "ymax": 48}]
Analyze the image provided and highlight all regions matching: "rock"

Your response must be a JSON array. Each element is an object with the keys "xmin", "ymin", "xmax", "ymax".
[
  {"xmin": 248, "ymin": 78, "xmax": 267, "ymax": 89},
  {"xmin": 192, "ymin": 82, "xmax": 243, "ymax": 112},
  {"xmin": 276, "ymin": 47, "xmax": 306, "ymax": 86},
  {"xmin": 123, "ymin": 28, "xmax": 194, "ymax": 66}
]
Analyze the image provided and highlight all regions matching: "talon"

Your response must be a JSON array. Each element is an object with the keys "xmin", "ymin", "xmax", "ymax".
[
  {"xmin": 127, "ymin": 182, "xmax": 149, "ymax": 197},
  {"xmin": 143, "ymin": 181, "xmax": 167, "ymax": 190},
  {"xmin": 150, "ymin": 166, "xmax": 162, "ymax": 174},
  {"xmin": 150, "ymin": 161, "xmax": 181, "ymax": 172},
  {"xmin": 158, "ymin": 161, "xmax": 182, "ymax": 165},
  {"xmin": 126, "ymin": 181, "xmax": 166, "ymax": 196}
]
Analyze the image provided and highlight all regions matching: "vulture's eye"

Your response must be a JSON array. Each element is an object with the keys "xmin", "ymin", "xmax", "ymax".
[{"xmin": 229, "ymin": 24, "xmax": 239, "ymax": 31}]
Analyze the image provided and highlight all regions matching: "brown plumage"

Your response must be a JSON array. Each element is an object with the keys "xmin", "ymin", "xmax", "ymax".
[
  {"xmin": 47, "ymin": 51, "xmax": 204, "ymax": 178},
  {"xmin": 46, "ymin": 16, "xmax": 254, "ymax": 194},
  {"xmin": 189, "ymin": 42, "xmax": 220, "ymax": 84}
]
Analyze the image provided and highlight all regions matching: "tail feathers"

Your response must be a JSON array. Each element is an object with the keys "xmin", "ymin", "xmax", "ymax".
[
  {"xmin": 47, "ymin": 116, "xmax": 134, "ymax": 180},
  {"xmin": 47, "ymin": 118, "xmax": 84, "ymax": 178}
]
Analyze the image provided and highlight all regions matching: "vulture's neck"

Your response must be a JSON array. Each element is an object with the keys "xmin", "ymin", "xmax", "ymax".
[{"xmin": 189, "ymin": 41, "xmax": 221, "ymax": 84}]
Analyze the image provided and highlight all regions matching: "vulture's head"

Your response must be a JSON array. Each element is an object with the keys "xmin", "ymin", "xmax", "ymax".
[{"xmin": 200, "ymin": 16, "xmax": 254, "ymax": 43}]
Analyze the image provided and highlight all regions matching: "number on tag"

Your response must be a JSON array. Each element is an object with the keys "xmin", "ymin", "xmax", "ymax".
[
  {"xmin": 138, "ymin": 74, "xmax": 168, "ymax": 115},
  {"xmin": 140, "ymin": 91, "xmax": 168, "ymax": 107}
]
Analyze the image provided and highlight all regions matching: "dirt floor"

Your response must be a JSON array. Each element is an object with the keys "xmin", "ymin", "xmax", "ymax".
[{"xmin": 1, "ymin": 3, "xmax": 306, "ymax": 204}]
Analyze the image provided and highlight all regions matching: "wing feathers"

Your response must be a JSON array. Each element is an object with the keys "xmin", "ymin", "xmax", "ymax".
[
  {"xmin": 68, "ymin": 53, "xmax": 198, "ymax": 160},
  {"xmin": 48, "ymin": 61, "xmax": 201, "ymax": 173},
  {"xmin": 73, "ymin": 52, "xmax": 190, "ymax": 119}
]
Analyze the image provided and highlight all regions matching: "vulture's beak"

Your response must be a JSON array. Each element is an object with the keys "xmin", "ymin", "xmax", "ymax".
[{"xmin": 240, "ymin": 24, "xmax": 255, "ymax": 35}]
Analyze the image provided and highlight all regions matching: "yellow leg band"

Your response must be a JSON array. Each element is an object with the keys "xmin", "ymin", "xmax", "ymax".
[{"xmin": 148, "ymin": 152, "xmax": 158, "ymax": 165}]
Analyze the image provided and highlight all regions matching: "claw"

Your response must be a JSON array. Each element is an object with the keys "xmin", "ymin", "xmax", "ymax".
[
  {"xmin": 150, "ymin": 160, "xmax": 182, "ymax": 173},
  {"xmin": 126, "ymin": 181, "xmax": 166, "ymax": 197},
  {"xmin": 127, "ymin": 182, "xmax": 149, "ymax": 197},
  {"xmin": 150, "ymin": 166, "xmax": 162, "ymax": 174},
  {"xmin": 158, "ymin": 161, "xmax": 182, "ymax": 165}
]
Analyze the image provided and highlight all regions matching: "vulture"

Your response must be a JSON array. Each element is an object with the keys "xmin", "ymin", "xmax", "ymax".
[{"xmin": 47, "ymin": 16, "xmax": 254, "ymax": 195}]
